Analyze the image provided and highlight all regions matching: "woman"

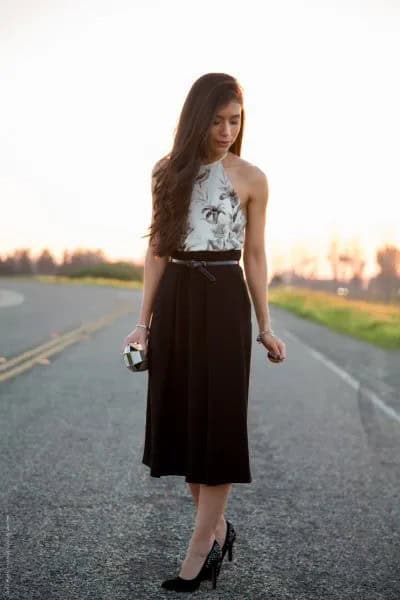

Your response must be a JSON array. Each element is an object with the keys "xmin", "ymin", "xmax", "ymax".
[{"xmin": 121, "ymin": 72, "xmax": 286, "ymax": 593}]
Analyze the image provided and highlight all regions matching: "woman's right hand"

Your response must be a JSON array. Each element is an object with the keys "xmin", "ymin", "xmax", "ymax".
[{"xmin": 121, "ymin": 326, "xmax": 149, "ymax": 354}]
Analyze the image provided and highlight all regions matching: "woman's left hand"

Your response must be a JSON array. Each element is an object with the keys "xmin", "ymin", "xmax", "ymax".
[{"xmin": 257, "ymin": 332, "xmax": 286, "ymax": 364}]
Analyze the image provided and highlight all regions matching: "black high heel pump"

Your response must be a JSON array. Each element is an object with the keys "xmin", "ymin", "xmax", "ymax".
[
  {"xmin": 161, "ymin": 540, "xmax": 222, "ymax": 592},
  {"xmin": 202, "ymin": 520, "xmax": 236, "ymax": 581}
]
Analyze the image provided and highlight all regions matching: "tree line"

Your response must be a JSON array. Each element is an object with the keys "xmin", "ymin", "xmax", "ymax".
[{"xmin": 1, "ymin": 242, "xmax": 399, "ymax": 303}]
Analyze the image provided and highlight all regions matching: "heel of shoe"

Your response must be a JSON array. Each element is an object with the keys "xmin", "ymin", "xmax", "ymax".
[
  {"xmin": 226, "ymin": 524, "xmax": 236, "ymax": 562},
  {"xmin": 211, "ymin": 563, "xmax": 218, "ymax": 589},
  {"xmin": 228, "ymin": 540, "xmax": 234, "ymax": 561},
  {"xmin": 202, "ymin": 540, "xmax": 222, "ymax": 587}
]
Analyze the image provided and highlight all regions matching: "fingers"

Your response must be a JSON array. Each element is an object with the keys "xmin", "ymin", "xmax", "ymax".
[
  {"xmin": 121, "ymin": 336, "xmax": 148, "ymax": 354},
  {"xmin": 267, "ymin": 339, "xmax": 286, "ymax": 363},
  {"xmin": 277, "ymin": 340, "xmax": 286, "ymax": 359},
  {"xmin": 268, "ymin": 340, "xmax": 281, "ymax": 357},
  {"xmin": 272, "ymin": 343, "xmax": 281, "ymax": 356}
]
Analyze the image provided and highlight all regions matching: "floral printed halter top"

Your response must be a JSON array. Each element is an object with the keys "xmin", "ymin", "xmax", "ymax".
[{"xmin": 177, "ymin": 151, "xmax": 247, "ymax": 251}]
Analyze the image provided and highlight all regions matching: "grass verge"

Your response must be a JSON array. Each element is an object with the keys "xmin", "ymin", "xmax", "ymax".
[{"xmin": 269, "ymin": 285, "xmax": 400, "ymax": 350}]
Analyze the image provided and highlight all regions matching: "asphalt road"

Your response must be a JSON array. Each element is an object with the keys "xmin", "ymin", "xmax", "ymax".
[{"xmin": 0, "ymin": 277, "xmax": 399, "ymax": 600}]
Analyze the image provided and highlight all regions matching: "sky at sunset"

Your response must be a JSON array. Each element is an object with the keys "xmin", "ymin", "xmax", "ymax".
[{"xmin": 1, "ymin": 0, "xmax": 399, "ymax": 279}]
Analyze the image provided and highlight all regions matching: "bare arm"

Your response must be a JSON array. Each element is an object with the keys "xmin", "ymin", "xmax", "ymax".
[
  {"xmin": 121, "ymin": 161, "xmax": 169, "ymax": 353},
  {"xmin": 243, "ymin": 168, "xmax": 286, "ymax": 362},
  {"xmin": 242, "ymin": 167, "xmax": 272, "ymax": 331},
  {"xmin": 138, "ymin": 162, "xmax": 169, "ymax": 328},
  {"xmin": 138, "ymin": 246, "xmax": 168, "ymax": 327}
]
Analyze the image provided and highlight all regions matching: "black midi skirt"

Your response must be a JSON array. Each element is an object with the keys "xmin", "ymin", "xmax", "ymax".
[{"xmin": 142, "ymin": 248, "xmax": 252, "ymax": 485}]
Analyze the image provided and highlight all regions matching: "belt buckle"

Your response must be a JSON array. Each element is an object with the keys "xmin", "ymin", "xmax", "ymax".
[{"xmin": 189, "ymin": 259, "xmax": 203, "ymax": 268}]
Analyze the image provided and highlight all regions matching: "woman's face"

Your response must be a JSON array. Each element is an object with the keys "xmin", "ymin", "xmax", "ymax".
[{"xmin": 207, "ymin": 101, "xmax": 242, "ymax": 157}]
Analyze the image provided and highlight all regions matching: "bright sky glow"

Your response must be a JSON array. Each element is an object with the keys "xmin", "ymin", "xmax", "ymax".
[{"xmin": 1, "ymin": 0, "xmax": 399, "ymax": 278}]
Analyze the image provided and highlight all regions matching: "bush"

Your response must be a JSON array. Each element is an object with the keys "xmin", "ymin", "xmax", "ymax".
[{"xmin": 66, "ymin": 261, "xmax": 143, "ymax": 282}]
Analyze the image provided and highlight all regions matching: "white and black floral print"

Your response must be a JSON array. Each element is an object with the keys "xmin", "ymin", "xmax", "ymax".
[{"xmin": 178, "ymin": 162, "xmax": 247, "ymax": 251}]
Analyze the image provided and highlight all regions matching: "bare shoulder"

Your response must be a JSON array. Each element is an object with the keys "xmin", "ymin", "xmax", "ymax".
[
  {"xmin": 248, "ymin": 164, "xmax": 268, "ymax": 206},
  {"xmin": 226, "ymin": 153, "xmax": 268, "ymax": 206},
  {"xmin": 238, "ymin": 158, "xmax": 267, "ymax": 185}
]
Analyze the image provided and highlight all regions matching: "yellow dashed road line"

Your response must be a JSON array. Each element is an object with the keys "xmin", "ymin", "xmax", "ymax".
[{"xmin": 0, "ymin": 302, "xmax": 135, "ymax": 383}]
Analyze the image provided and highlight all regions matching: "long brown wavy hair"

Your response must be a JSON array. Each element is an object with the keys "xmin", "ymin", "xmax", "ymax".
[{"xmin": 144, "ymin": 73, "xmax": 245, "ymax": 257}]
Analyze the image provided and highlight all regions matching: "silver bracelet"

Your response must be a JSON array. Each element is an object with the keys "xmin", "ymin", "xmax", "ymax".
[
  {"xmin": 136, "ymin": 323, "xmax": 150, "ymax": 331},
  {"xmin": 256, "ymin": 328, "xmax": 276, "ymax": 343}
]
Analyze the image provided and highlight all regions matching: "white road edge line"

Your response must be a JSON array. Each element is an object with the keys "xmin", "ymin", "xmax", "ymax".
[
  {"xmin": 282, "ymin": 329, "xmax": 400, "ymax": 426},
  {"xmin": 5, "ymin": 513, "xmax": 10, "ymax": 598}
]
